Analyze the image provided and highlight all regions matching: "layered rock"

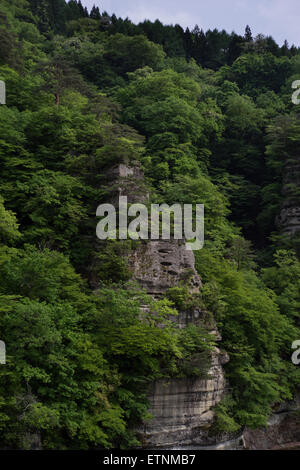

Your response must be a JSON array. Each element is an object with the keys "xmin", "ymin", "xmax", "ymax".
[
  {"xmin": 132, "ymin": 238, "xmax": 229, "ymax": 448},
  {"xmin": 102, "ymin": 162, "xmax": 229, "ymax": 449},
  {"xmin": 138, "ymin": 348, "xmax": 229, "ymax": 448},
  {"xmin": 124, "ymin": 166, "xmax": 228, "ymax": 447},
  {"xmin": 277, "ymin": 206, "xmax": 300, "ymax": 236},
  {"xmin": 277, "ymin": 160, "xmax": 300, "ymax": 236}
]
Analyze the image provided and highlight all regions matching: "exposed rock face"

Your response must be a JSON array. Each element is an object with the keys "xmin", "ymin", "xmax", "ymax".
[
  {"xmin": 105, "ymin": 162, "xmax": 149, "ymax": 204},
  {"xmin": 243, "ymin": 395, "xmax": 300, "ymax": 450},
  {"xmin": 169, "ymin": 434, "xmax": 244, "ymax": 450},
  {"xmin": 277, "ymin": 205, "xmax": 300, "ymax": 236},
  {"xmin": 104, "ymin": 163, "xmax": 229, "ymax": 449},
  {"xmin": 99, "ymin": 162, "xmax": 300, "ymax": 450},
  {"xmin": 129, "ymin": 239, "xmax": 201, "ymax": 296},
  {"xmin": 139, "ymin": 348, "xmax": 229, "ymax": 448},
  {"xmin": 128, "ymin": 228, "xmax": 228, "ymax": 449},
  {"xmin": 277, "ymin": 160, "xmax": 300, "ymax": 236}
]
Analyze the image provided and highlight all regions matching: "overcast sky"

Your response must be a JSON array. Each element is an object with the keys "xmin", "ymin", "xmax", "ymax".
[{"xmin": 81, "ymin": 0, "xmax": 299, "ymax": 46}]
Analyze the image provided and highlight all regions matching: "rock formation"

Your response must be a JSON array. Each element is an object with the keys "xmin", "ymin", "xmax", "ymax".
[
  {"xmin": 104, "ymin": 162, "xmax": 229, "ymax": 449},
  {"xmin": 129, "ymin": 239, "xmax": 201, "ymax": 296},
  {"xmin": 277, "ymin": 158, "xmax": 300, "ymax": 236},
  {"xmin": 138, "ymin": 348, "xmax": 229, "ymax": 448},
  {"xmin": 98, "ymin": 161, "xmax": 300, "ymax": 450},
  {"xmin": 243, "ymin": 394, "xmax": 300, "ymax": 450},
  {"xmin": 131, "ymin": 237, "xmax": 229, "ymax": 448}
]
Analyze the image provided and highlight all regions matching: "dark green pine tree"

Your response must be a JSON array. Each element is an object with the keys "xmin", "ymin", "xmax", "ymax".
[
  {"xmin": 191, "ymin": 25, "xmax": 206, "ymax": 65},
  {"xmin": 244, "ymin": 25, "xmax": 253, "ymax": 42},
  {"xmin": 281, "ymin": 40, "xmax": 290, "ymax": 56},
  {"xmin": 183, "ymin": 27, "xmax": 193, "ymax": 59},
  {"xmin": 77, "ymin": 0, "xmax": 85, "ymax": 16},
  {"xmin": 65, "ymin": 0, "xmax": 83, "ymax": 21},
  {"xmin": 227, "ymin": 32, "xmax": 244, "ymax": 64},
  {"xmin": 50, "ymin": 0, "xmax": 69, "ymax": 34},
  {"xmin": 28, "ymin": 0, "xmax": 67, "ymax": 34},
  {"xmin": 90, "ymin": 4, "xmax": 101, "ymax": 20},
  {"xmin": 28, "ymin": 0, "xmax": 52, "ymax": 33}
]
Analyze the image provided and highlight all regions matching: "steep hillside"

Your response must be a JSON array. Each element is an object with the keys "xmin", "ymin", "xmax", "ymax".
[{"xmin": 0, "ymin": 0, "xmax": 299, "ymax": 450}]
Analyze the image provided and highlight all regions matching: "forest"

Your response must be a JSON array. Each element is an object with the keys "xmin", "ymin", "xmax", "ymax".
[{"xmin": 0, "ymin": 0, "xmax": 299, "ymax": 449}]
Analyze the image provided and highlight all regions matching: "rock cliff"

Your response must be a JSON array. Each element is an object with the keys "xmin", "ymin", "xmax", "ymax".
[
  {"xmin": 99, "ymin": 162, "xmax": 300, "ymax": 450},
  {"xmin": 277, "ymin": 159, "xmax": 300, "ymax": 236},
  {"xmin": 104, "ymin": 163, "xmax": 229, "ymax": 449},
  {"xmin": 138, "ymin": 348, "xmax": 229, "ymax": 448},
  {"xmin": 128, "ymin": 235, "xmax": 229, "ymax": 448}
]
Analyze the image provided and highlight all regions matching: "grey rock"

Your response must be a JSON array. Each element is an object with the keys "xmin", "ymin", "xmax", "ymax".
[
  {"xmin": 103, "ymin": 163, "xmax": 229, "ymax": 449},
  {"xmin": 129, "ymin": 236, "xmax": 228, "ymax": 448},
  {"xmin": 139, "ymin": 348, "xmax": 228, "ymax": 448},
  {"xmin": 129, "ymin": 239, "xmax": 202, "ymax": 295}
]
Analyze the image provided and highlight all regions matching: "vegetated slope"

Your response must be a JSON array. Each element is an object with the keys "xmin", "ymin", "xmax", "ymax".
[{"xmin": 0, "ymin": 0, "xmax": 299, "ymax": 449}]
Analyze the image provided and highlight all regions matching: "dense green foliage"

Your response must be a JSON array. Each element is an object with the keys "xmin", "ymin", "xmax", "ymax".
[{"xmin": 0, "ymin": 0, "xmax": 299, "ymax": 448}]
